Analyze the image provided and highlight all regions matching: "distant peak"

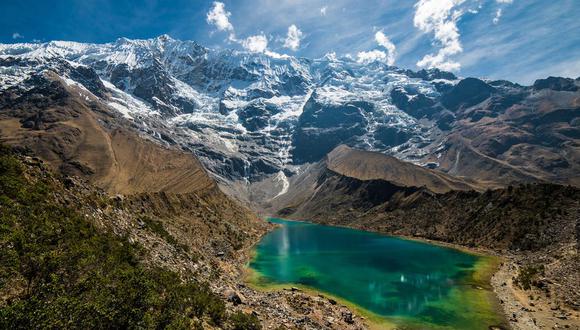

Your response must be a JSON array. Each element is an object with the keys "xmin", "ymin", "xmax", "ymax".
[{"xmin": 156, "ymin": 34, "xmax": 173, "ymax": 42}]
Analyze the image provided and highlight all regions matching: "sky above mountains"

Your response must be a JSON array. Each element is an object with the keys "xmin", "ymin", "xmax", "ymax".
[{"xmin": 1, "ymin": 0, "xmax": 579, "ymax": 84}]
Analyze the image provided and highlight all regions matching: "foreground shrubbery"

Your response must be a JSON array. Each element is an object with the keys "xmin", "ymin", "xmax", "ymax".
[
  {"xmin": 514, "ymin": 264, "xmax": 545, "ymax": 291},
  {"xmin": 0, "ymin": 146, "xmax": 257, "ymax": 329},
  {"xmin": 229, "ymin": 311, "xmax": 261, "ymax": 330}
]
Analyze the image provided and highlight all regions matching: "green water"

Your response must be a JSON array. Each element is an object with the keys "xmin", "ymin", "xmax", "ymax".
[{"xmin": 249, "ymin": 218, "xmax": 504, "ymax": 329}]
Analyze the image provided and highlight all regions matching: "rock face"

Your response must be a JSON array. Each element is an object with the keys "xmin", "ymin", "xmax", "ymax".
[
  {"xmin": 1, "ymin": 36, "xmax": 579, "ymax": 195},
  {"xmin": 441, "ymin": 78, "xmax": 496, "ymax": 111}
]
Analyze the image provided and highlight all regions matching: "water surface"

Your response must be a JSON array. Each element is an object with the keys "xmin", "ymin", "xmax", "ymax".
[{"xmin": 249, "ymin": 218, "xmax": 504, "ymax": 329}]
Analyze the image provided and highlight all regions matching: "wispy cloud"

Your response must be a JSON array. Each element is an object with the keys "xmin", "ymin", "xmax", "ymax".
[
  {"xmin": 375, "ymin": 31, "xmax": 396, "ymax": 65},
  {"xmin": 12, "ymin": 32, "xmax": 23, "ymax": 40},
  {"xmin": 206, "ymin": 2, "xmax": 286, "ymax": 55},
  {"xmin": 283, "ymin": 24, "xmax": 303, "ymax": 51},
  {"xmin": 493, "ymin": 0, "xmax": 514, "ymax": 24},
  {"xmin": 356, "ymin": 31, "xmax": 397, "ymax": 65},
  {"xmin": 199, "ymin": 0, "xmax": 578, "ymax": 82},
  {"xmin": 493, "ymin": 8, "xmax": 503, "ymax": 24},
  {"xmin": 357, "ymin": 50, "xmax": 390, "ymax": 64}
]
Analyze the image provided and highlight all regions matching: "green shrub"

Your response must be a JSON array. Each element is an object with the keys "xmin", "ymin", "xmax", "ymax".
[
  {"xmin": 0, "ymin": 148, "xmax": 228, "ymax": 329},
  {"xmin": 141, "ymin": 216, "xmax": 190, "ymax": 253},
  {"xmin": 514, "ymin": 264, "xmax": 545, "ymax": 290},
  {"xmin": 229, "ymin": 311, "xmax": 262, "ymax": 330}
]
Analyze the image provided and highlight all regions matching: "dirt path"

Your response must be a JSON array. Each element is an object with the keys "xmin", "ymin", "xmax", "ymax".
[{"xmin": 492, "ymin": 260, "xmax": 580, "ymax": 330}]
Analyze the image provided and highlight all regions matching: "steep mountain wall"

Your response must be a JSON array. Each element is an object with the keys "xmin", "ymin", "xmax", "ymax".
[{"xmin": 1, "ymin": 37, "xmax": 578, "ymax": 188}]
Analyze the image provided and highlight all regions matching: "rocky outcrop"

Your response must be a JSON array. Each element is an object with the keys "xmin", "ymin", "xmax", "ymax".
[
  {"xmin": 441, "ymin": 77, "xmax": 497, "ymax": 111},
  {"xmin": 533, "ymin": 76, "xmax": 579, "ymax": 92}
]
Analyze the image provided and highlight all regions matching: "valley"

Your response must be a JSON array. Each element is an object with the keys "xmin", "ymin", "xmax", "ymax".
[{"xmin": 0, "ymin": 35, "xmax": 578, "ymax": 329}]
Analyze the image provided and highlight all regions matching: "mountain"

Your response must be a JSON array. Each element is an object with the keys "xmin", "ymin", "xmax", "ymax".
[
  {"xmin": 255, "ymin": 144, "xmax": 481, "ymax": 216},
  {"xmin": 324, "ymin": 145, "xmax": 482, "ymax": 193},
  {"xmin": 2, "ymin": 36, "xmax": 578, "ymax": 200},
  {"xmin": 274, "ymin": 145, "xmax": 578, "ymax": 251}
]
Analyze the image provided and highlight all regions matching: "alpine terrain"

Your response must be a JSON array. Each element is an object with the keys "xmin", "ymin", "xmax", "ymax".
[{"xmin": 0, "ymin": 35, "xmax": 579, "ymax": 329}]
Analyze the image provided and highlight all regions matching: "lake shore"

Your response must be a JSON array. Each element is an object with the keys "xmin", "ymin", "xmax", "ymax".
[
  {"xmin": 261, "ymin": 217, "xmax": 580, "ymax": 330},
  {"xmin": 243, "ymin": 217, "xmax": 509, "ymax": 329}
]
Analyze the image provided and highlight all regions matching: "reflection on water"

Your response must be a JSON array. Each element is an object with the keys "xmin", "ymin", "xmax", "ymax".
[{"xmin": 250, "ymin": 218, "xmax": 501, "ymax": 329}]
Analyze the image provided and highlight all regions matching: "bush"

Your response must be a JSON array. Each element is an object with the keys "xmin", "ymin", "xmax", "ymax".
[
  {"xmin": 0, "ymin": 148, "xmax": 227, "ymax": 329},
  {"xmin": 229, "ymin": 311, "xmax": 262, "ymax": 330},
  {"xmin": 141, "ymin": 216, "xmax": 190, "ymax": 253},
  {"xmin": 514, "ymin": 264, "xmax": 545, "ymax": 290}
]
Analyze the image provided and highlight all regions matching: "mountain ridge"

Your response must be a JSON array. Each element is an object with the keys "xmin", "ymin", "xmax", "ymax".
[{"xmin": 2, "ymin": 36, "xmax": 578, "ymax": 195}]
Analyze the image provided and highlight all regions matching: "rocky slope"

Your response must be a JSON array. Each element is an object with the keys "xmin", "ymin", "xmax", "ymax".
[
  {"xmin": 0, "ymin": 70, "xmax": 215, "ymax": 195},
  {"xmin": 1, "ymin": 36, "xmax": 578, "ymax": 197},
  {"xmin": 278, "ymin": 147, "xmax": 578, "ymax": 251},
  {"xmin": 0, "ymin": 146, "xmax": 371, "ymax": 329}
]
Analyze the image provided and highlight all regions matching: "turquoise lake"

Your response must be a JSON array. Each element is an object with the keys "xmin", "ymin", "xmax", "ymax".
[{"xmin": 248, "ymin": 218, "xmax": 505, "ymax": 329}]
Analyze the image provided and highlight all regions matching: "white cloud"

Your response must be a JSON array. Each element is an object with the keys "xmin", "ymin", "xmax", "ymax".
[
  {"xmin": 283, "ymin": 24, "xmax": 303, "ymax": 51},
  {"xmin": 356, "ymin": 31, "xmax": 397, "ymax": 66},
  {"xmin": 356, "ymin": 50, "xmax": 389, "ymax": 64},
  {"xmin": 375, "ymin": 31, "xmax": 396, "ymax": 65},
  {"xmin": 205, "ymin": 1, "xmax": 293, "ymax": 58},
  {"xmin": 320, "ymin": 6, "xmax": 328, "ymax": 16},
  {"xmin": 206, "ymin": 2, "xmax": 234, "ymax": 35},
  {"xmin": 413, "ymin": 0, "xmax": 465, "ymax": 71},
  {"xmin": 242, "ymin": 35, "xmax": 268, "ymax": 53},
  {"xmin": 12, "ymin": 32, "xmax": 23, "ymax": 40},
  {"xmin": 493, "ymin": 0, "xmax": 514, "ymax": 24},
  {"xmin": 493, "ymin": 8, "xmax": 503, "ymax": 24}
]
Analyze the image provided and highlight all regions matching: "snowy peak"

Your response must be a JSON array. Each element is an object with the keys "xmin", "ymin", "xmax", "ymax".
[{"xmin": 1, "ymin": 36, "xmax": 578, "ymax": 188}]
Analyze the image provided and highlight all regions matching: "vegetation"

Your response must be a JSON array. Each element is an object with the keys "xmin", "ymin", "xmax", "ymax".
[
  {"xmin": 140, "ymin": 216, "xmax": 190, "ymax": 253},
  {"xmin": 514, "ymin": 264, "xmax": 545, "ymax": 290},
  {"xmin": 0, "ymin": 146, "xmax": 241, "ymax": 329},
  {"xmin": 229, "ymin": 311, "xmax": 261, "ymax": 330}
]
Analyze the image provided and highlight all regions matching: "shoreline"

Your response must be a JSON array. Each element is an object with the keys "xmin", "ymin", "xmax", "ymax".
[
  {"xmin": 242, "ymin": 217, "xmax": 508, "ymax": 329},
  {"xmin": 243, "ymin": 267, "xmax": 398, "ymax": 329},
  {"xmin": 257, "ymin": 216, "xmax": 580, "ymax": 329}
]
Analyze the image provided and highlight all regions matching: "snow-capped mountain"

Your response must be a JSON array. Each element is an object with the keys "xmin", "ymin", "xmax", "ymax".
[{"xmin": 1, "ymin": 35, "xmax": 578, "ymax": 192}]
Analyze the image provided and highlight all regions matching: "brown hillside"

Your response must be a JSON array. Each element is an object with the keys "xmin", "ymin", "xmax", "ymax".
[
  {"xmin": 0, "ymin": 71, "xmax": 213, "ymax": 195},
  {"xmin": 326, "ymin": 145, "xmax": 483, "ymax": 193}
]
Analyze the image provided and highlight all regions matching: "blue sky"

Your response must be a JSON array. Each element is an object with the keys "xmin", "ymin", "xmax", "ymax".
[{"xmin": 1, "ymin": 0, "xmax": 579, "ymax": 84}]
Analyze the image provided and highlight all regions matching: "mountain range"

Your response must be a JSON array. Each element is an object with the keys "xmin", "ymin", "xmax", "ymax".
[
  {"xmin": 1, "ymin": 36, "xmax": 579, "ymax": 329},
  {"xmin": 1, "ymin": 35, "xmax": 578, "ymax": 204}
]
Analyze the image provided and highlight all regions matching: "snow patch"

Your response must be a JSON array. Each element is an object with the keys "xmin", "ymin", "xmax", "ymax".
[{"xmin": 272, "ymin": 171, "xmax": 290, "ymax": 199}]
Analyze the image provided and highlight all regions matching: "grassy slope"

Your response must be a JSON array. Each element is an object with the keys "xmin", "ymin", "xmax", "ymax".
[{"xmin": 0, "ymin": 146, "xmax": 260, "ymax": 329}]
